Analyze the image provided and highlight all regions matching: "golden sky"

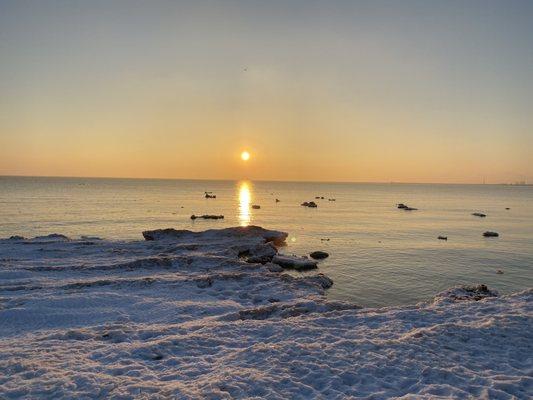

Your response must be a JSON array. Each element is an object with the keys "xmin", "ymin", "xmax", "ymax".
[{"xmin": 1, "ymin": 1, "xmax": 531, "ymax": 183}]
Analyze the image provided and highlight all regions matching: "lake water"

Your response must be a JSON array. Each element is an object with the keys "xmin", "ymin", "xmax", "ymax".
[{"xmin": 1, "ymin": 176, "xmax": 532, "ymax": 307}]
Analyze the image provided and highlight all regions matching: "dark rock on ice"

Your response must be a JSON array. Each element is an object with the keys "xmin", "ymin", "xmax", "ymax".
[
  {"xmin": 239, "ymin": 242, "xmax": 278, "ymax": 264},
  {"xmin": 308, "ymin": 273, "xmax": 334, "ymax": 289},
  {"xmin": 195, "ymin": 276, "xmax": 213, "ymax": 288},
  {"xmin": 34, "ymin": 233, "xmax": 70, "ymax": 241},
  {"xmin": 266, "ymin": 263, "xmax": 284, "ymax": 273},
  {"xmin": 434, "ymin": 284, "xmax": 498, "ymax": 303},
  {"xmin": 7, "ymin": 235, "xmax": 25, "ymax": 240}
]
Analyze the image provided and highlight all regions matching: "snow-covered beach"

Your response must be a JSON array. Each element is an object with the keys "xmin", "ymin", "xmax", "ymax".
[{"xmin": 0, "ymin": 226, "xmax": 531, "ymax": 399}]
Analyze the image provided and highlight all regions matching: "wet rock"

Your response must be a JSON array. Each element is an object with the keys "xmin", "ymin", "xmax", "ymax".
[
  {"xmin": 433, "ymin": 284, "xmax": 498, "ymax": 303},
  {"xmin": 252, "ymin": 205, "xmax": 261, "ymax": 209},
  {"xmin": 462, "ymin": 284, "xmax": 498, "ymax": 300},
  {"xmin": 204, "ymin": 192, "xmax": 216, "ymax": 199},
  {"xmin": 7, "ymin": 235, "xmax": 25, "ymax": 241},
  {"xmin": 496, "ymin": 270, "xmax": 504, "ymax": 274},
  {"xmin": 190, "ymin": 214, "xmax": 224, "ymax": 220},
  {"xmin": 266, "ymin": 263, "xmax": 284, "ymax": 273},
  {"xmin": 195, "ymin": 276, "xmax": 213, "ymax": 288},
  {"xmin": 272, "ymin": 255, "xmax": 318, "ymax": 271},
  {"xmin": 240, "ymin": 242, "xmax": 277, "ymax": 264},
  {"xmin": 483, "ymin": 231, "xmax": 499, "ymax": 237},
  {"xmin": 397, "ymin": 203, "xmax": 408, "ymax": 209},
  {"xmin": 310, "ymin": 251, "xmax": 329, "ymax": 260},
  {"xmin": 33, "ymin": 233, "xmax": 70, "ymax": 241},
  {"xmin": 438, "ymin": 236, "xmax": 448, "ymax": 240},
  {"xmin": 308, "ymin": 273, "xmax": 334, "ymax": 289},
  {"xmin": 301, "ymin": 201, "xmax": 318, "ymax": 208},
  {"xmin": 472, "ymin": 213, "xmax": 487, "ymax": 217}
]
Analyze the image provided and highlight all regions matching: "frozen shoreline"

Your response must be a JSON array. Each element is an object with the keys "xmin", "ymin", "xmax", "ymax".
[{"xmin": 0, "ymin": 226, "xmax": 531, "ymax": 399}]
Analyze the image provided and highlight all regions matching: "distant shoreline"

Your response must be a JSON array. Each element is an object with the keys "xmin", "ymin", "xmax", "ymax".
[{"xmin": 0, "ymin": 174, "xmax": 530, "ymax": 186}]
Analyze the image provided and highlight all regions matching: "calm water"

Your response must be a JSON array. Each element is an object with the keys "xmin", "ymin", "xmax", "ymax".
[{"xmin": 1, "ymin": 176, "xmax": 532, "ymax": 307}]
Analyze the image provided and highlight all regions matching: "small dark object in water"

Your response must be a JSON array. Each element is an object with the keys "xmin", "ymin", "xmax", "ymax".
[
  {"xmin": 496, "ymin": 270, "xmax": 504, "ymax": 274},
  {"xmin": 275, "ymin": 199, "xmax": 280, "ymax": 203},
  {"xmin": 397, "ymin": 203, "xmax": 408, "ymax": 209},
  {"xmin": 438, "ymin": 236, "xmax": 448, "ymax": 240},
  {"xmin": 205, "ymin": 192, "xmax": 216, "ymax": 199},
  {"xmin": 301, "ymin": 201, "xmax": 318, "ymax": 208},
  {"xmin": 310, "ymin": 251, "xmax": 329, "ymax": 260},
  {"xmin": 321, "ymin": 196, "xmax": 325, "ymax": 199},
  {"xmin": 472, "ymin": 212, "xmax": 486, "ymax": 217},
  {"xmin": 191, "ymin": 214, "xmax": 224, "ymax": 220},
  {"xmin": 321, "ymin": 238, "xmax": 330, "ymax": 241},
  {"xmin": 505, "ymin": 207, "xmax": 510, "ymax": 210},
  {"xmin": 404, "ymin": 207, "xmax": 417, "ymax": 211},
  {"xmin": 483, "ymin": 231, "xmax": 499, "ymax": 237},
  {"xmin": 315, "ymin": 196, "xmax": 320, "ymax": 199},
  {"xmin": 328, "ymin": 198, "xmax": 336, "ymax": 201},
  {"xmin": 252, "ymin": 205, "xmax": 261, "ymax": 209}
]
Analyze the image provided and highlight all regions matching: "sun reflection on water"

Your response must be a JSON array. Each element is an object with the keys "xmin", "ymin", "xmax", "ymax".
[{"xmin": 238, "ymin": 181, "xmax": 252, "ymax": 226}]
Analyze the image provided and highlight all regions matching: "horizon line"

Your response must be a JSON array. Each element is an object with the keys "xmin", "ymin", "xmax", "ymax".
[{"xmin": 0, "ymin": 174, "xmax": 529, "ymax": 186}]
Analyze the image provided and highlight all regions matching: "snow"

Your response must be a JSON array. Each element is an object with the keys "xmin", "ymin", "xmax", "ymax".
[{"xmin": 0, "ymin": 226, "xmax": 531, "ymax": 399}]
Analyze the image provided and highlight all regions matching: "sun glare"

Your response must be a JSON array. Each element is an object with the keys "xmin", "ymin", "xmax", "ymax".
[{"xmin": 241, "ymin": 151, "xmax": 250, "ymax": 161}]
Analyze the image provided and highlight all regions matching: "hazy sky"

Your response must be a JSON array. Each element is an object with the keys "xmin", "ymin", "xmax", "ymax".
[{"xmin": 1, "ymin": 0, "xmax": 532, "ymax": 183}]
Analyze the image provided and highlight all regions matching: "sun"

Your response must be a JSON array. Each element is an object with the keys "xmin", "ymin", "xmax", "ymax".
[{"xmin": 241, "ymin": 151, "xmax": 250, "ymax": 161}]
